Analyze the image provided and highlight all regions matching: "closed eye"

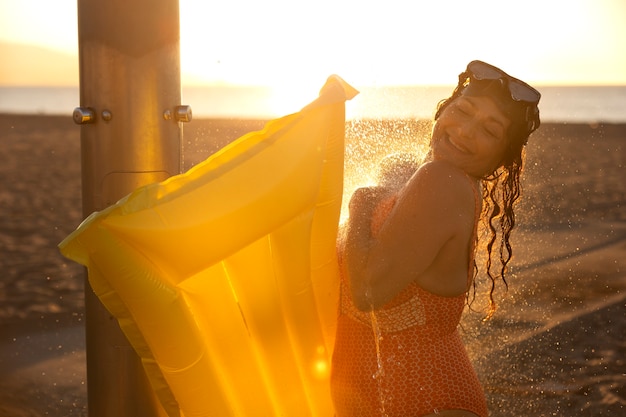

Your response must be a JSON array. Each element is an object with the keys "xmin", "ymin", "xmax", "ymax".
[
  {"xmin": 455, "ymin": 101, "xmax": 474, "ymax": 116},
  {"xmin": 484, "ymin": 123, "xmax": 504, "ymax": 139}
]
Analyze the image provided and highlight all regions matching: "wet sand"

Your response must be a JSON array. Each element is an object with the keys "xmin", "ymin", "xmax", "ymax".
[{"xmin": 0, "ymin": 114, "xmax": 624, "ymax": 416}]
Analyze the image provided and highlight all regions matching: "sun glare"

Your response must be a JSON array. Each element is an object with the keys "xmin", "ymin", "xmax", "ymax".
[
  {"xmin": 1, "ymin": 0, "xmax": 625, "ymax": 87},
  {"xmin": 266, "ymin": 83, "xmax": 325, "ymax": 116},
  {"xmin": 178, "ymin": 0, "xmax": 626, "ymax": 88}
]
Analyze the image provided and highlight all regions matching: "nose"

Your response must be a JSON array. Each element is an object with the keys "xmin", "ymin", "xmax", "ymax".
[{"xmin": 456, "ymin": 118, "xmax": 479, "ymax": 142}]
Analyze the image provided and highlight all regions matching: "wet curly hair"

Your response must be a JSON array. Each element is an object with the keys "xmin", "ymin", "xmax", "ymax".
[{"xmin": 434, "ymin": 70, "xmax": 540, "ymax": 319}]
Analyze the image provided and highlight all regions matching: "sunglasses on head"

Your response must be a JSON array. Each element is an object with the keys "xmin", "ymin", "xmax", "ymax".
[{"xmin": 465, "ymin": 60, "xmax": 541, "ymax": 105}]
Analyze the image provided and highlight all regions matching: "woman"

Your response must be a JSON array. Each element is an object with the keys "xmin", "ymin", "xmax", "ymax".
[{"xmin": 331, "ymin": 60, "xmax": 541, "ymax": 417}]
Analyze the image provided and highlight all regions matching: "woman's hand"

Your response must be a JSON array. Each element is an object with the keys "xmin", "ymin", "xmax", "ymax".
[{"xmin": 348, "ymin": 186, "xmax": 386, "ymax": 216}]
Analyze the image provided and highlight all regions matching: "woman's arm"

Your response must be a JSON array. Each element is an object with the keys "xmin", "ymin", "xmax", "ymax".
[
  {"xmin": 342, "ymin": 186, "xmax": 386, "ymax": 311},
  {"xmin": 344, "ymin": 161, "xmax": 475, "ymax": 310}
]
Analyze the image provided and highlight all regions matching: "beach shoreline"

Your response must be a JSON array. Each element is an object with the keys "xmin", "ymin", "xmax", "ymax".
[{"xmin": 1, "ymin": 114, "xmax": 624, "ymax": 416}]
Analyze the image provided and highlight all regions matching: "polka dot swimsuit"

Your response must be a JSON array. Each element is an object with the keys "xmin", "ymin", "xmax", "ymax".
[{"xmin": 331, "ymin": 186, "xmax": 488, "ymax": 417}]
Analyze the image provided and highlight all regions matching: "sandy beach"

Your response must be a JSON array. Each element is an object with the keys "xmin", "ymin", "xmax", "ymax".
[{"xmin": 0, "ymin": 114, "xmax": 624, "ymax": 416}]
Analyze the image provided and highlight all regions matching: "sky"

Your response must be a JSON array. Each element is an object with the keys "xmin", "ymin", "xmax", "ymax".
[{"xmin": 1, "ymin": 0, "xmax": 625, "ymax": 89}]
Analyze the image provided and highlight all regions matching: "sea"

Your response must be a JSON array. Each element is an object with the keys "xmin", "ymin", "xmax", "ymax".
[{"xmin": 0, "ymin": 85, "xmax": 625, "ymax": 123}]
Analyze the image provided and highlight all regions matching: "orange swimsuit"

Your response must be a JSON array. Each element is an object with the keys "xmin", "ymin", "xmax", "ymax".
[{"xmin": 331, "ymin": 187, "xmax": 488, "ymax": 417}]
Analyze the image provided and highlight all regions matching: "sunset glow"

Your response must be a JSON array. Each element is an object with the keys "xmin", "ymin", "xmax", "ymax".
[{"xmin": 0, "ymin": 0, "xmax": 625, "ymax": 88}]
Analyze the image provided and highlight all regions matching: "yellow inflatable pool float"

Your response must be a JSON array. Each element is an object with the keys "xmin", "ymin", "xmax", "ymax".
[{"xmin": 59, "ymin": 75, "xmax": 358, "ymax": 417}]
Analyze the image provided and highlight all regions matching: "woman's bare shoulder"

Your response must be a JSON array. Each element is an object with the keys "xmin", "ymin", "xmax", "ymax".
[
  {"xmin": 407, "ymin": 160, "xmax": 475, "ymax": 202},
  {"xmin": 416, "ymin": 159, "xmax": 470, "ymax": 180}
]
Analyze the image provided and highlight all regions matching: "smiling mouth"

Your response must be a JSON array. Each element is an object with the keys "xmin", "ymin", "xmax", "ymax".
[{"xmin": 446, "ymin": 134, "xmax": 471, "ymax": 154}]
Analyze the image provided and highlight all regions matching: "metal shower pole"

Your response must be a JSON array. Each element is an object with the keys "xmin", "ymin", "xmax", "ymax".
[{"xmin": 73, "ymin": 0, "xmax": 190, "ymax": 415}]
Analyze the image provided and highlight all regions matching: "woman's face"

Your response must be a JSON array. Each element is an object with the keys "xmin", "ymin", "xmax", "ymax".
[{"xmin": 431, "ymin": 95, "xmax": 511, "ymax": 178}]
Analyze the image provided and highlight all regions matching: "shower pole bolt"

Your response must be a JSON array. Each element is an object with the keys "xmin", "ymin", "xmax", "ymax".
[{"xmin": 73, "ymin": 107, "xmax": 95, "ymax": 124}]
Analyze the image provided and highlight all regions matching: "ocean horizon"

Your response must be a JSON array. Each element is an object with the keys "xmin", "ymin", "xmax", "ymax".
[{"xmin": 1, "ymin": 85, "xmax": 625, "ymax": 123}]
